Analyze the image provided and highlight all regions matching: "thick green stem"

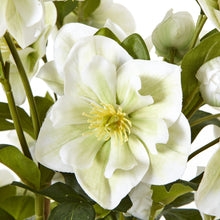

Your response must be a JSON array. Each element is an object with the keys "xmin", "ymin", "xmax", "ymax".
[
  {"xmin": 4, "ymin": 32, "xmax": 41, "ymax": 139},
  {"xmin": 0, "ymin": 55, "xmax": 32, "ymax": 159},
  {"xmin": 189, "ymin": 14, "xmax": 207, "ymax": 49},
  {"xmin": 188, "ymin": 137, "xmax": 220, "ymax": 161},
  {"xmin": 190, "ymin": 113, "xmax": 220, "ymax": 127},
  {"xmin": 35, "ymin": 194, "xmax": 45, "ymax": 220}
]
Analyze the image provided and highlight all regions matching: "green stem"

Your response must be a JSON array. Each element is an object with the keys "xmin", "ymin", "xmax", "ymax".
[
  {"xmin": 0, "ymin": 55, "xmax": 32, "ymax": 159},
  {"xmin": 188, "ymin": 137, "xmax": 220, "ymax": 161},
  {"xmin": 189, "ymin": 14, "xmax": 207, "ymax": 49},
  {"xmin": 190, "ymin": 113, "xmax": 220, "ymax": 127},
  {"xmin": 185, "ymin": 98, "xmax": 204, "ymax": 120},
  {"xmin": 4, "ymin": 32, "xmax": 41, "ymax": 139},
  {"xmin": 119, "ymin": 213, "xmax": 125, "ymax": 220},
  {"xmin": 35, "ymin": 194, "xmax": 45, "ymax": 220}
]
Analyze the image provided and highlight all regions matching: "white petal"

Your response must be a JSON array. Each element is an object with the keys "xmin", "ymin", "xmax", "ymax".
[
  {"xmin": 35, "ymin": 112, "xmax": 89, "ymax": 173},
  {"xmin": 0, "ymin": 164, "xmax": 19, "ymax": 187},
  {"xmin": 54, "ymin": 23, "xmax": 97, "ymax": 73},
  {"xmin": 50, "ymin": 95, "xmax": 91, "ymax": 127},
  {"xmin": 63, "ymin": 35, "xmax": 131, "ymax": 97},
  {"xmin": 60, "ymin": 135, "xmax": 105, "ymax": 170},
  {"xmin": 104, "ymin": 136, "xmax": 137, "ymax": 178},
  {"xmin": 128, "ymin": 182, "xmax": 152, "ymax": 220},
  {"xmin": 126, "ymin": 60, "xmax": 182, "ymax": 126},
  {"xmin": 37, "ymin": 61, "xmax": 64, "ymax": 95},
  {"xmin": 75, "ymin": 135, "xmax": 149, "ymax": 209},
  {"xmin": 81, "ymin": 55, "xmax": 117, "ymax": 105},
  {"xmin": 117, "ymin": 61, "xmax": 154, "ymax": 114},
  {"xmin": 12, "ymin": 0, "xmax": 43, "ymax": 27},
  {"xmin": 142, "ymin": 113, "xmax": 191, "ymax": 185},
  {"xmin": 195, "ymin": 146, "xmax": 220, "ymax": 217}
]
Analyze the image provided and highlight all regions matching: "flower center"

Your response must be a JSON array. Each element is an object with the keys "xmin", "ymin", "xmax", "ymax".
[{"xmin": 83, "ymin": 103, "xmax": 132, "ymax": 144}]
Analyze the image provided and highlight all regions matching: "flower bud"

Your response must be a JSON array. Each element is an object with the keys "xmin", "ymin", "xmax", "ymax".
[
  {"xmin": 196, "ymin": 57, "xmax": 220, "ymax": 107},
  {"xmin": 152, "ymin": 9, "xmax": 195, "ymax": 62}
]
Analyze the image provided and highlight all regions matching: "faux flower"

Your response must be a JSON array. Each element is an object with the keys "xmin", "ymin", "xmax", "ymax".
[
  {"xmin": 38, "ymin": 22, "xmax": 127, "ymax": 95},
  {"xmin": 63, "ymin": 0, "xmax": 135, "ymax": 35},
  {"xmin": 196, "ymin": 57, "xmax": 220, "ymax": 107},
  {"xmin": 195, "ymin": 145, "xmax": 220, "ymax": 217},
  {"xmin": 127, "ymin": 182, "xmax": 153, "ymax": 219},
  {"xmin": 152, "ymin": 9, "xmax": 195, "ymax": 62},
  {"xmin": 0, "ymin": 0, "xmax": 44, "ymax": 48},
  {"xmin": 0, "ymin": 2, "xmax": 57, "ymax": 105},
  {"xmin": 197, "ymin": 0, "xmax": 220, "ymax": 30},
  {"xmin": 35, "ymin": 35, "xmax": 191, "ymax": 209}
]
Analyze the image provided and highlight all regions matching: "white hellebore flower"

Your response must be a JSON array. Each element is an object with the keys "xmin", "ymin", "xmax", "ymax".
[
  {"xmin": 152, "ymin": 9, "xmax": 195, "ymax": 62},
  {"xmin": 197, "ymin": 0, "xmax": 220, "ymax": 30},
  {"xmin": 35, "ymin": 35, "xmax": 191, "ymax": 209},
  {"xmin": 38, "ymin": 22, "xmax": 127, "ymax": 95},
  {"xmin": 0, "ymin": 0, "xmax": 45, "ymax": 48},
  {"xmin": 63, "ymin": 0, "xmax": 135, "ymax": 35},
  {"xmin": 196, "ymin": 57, "xmax": 220, "ymax": 107},
  {"xmin": 195, "ymin": 145, "xmax": 220, "ymax": 217}
]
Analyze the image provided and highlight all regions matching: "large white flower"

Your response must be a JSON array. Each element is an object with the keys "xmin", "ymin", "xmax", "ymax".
[
  {"xmin": 195, "ymin": 144, "xmax": 220, "ymax": 217},
  {"xmin": 35, "ymin": 35, "xmax": 191, "ymax": 209},
  {"xmin": 0, "ymin": 0, "xmax": 45, "ymax": 48},
  {"xmin": 196, "ymin": 57, "xmax": 220, "ymax": 107},
  {"xmin": 197, "ymin": 0, "xmax": 220, "ymax": 30}
]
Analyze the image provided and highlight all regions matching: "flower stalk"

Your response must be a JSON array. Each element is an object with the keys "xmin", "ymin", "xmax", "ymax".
[
  {"xmin": 4, "ymin": 32, "xmax": 41, "ymax": 139},
  {"xmin": 190, "ymin": 113, "xmax": 220, "ymax": 127}
]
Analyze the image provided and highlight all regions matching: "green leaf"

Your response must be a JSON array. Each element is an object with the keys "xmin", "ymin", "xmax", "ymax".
[
  {"xmin": 0, "ymin": 102, "xmax": 34, "ymax": 138},
  {"xmin": 95, "ymin": 28, "xmax": 121, "ymax": 44},
  {"xmin": 0, "ymin": 208, "xmax": 14, "ymax": 220},
  {"xmin": 200, "ymin": 29, "xmax": 219, "ymax": 41},
  {"xmin": 39, "ymin": 165, "xmax": 55, "ymax": 189},
  {"xmin": 181, "ymin": 32, "xmax": 220, "ymax": 112},
  {"xmin": 190, "ymin": 110, "xmax": 220, "ymax": 141},
  {"xmin": 40, "ymin": 182, "xmax": 84, "ymax": 203},
  {"xmin": 48, "ymin": 202, "xmax": 95, "ymax": 220},
  {"xmin": 163, "ymin": 209, "xmax": 202, "ymax": 220},
  {"xmin": 82, "ymin": 0, "xmax": 100, "ymax": 19},
  {"xmin": 0, "ymin": 196, "xmax": 35, "ymax": 220},
  {"xmin": 152, "ymin": 183, "xmax": 193, "ymax": 206},
  {"xmin": 0, "ymin": 145, "xmax": 40, "ymax": 189},
  {"xmin": 0, "ymin": 118, "xmax": 14, "ymax": 131},
  {"xmin": 54, "ymin": 0, "xmax": 78, "ymax": 28},
  {"xmin": 121, "ymin": 33, "xmax": 150, "ymax": 60},
  {"xmin": 0, "ymin": 185, "xmax": 17, "ymax": 204},
  {"xmin": 34, "ymin": 96, "xmax": 54, "ymax": 125},
  {"xmin": 93, "ymin": 204, "xmax": 111, "ymax": 219}
]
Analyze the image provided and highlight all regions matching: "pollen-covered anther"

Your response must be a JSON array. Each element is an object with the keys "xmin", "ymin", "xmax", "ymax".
[{"xmin": 82, "ymin": 103, "xmax": 132, "ymax": 144}]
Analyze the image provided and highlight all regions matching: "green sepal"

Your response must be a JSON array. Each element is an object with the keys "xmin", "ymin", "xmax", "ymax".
[
  {"xmin": 121, "ymin": 33, "xmax": 150, "ymax": 60},
  {"xmin": 0, "ymin": 145, "xmax": 40, "ymax": 190},
  {"xmin": 48, "ymin": 202, "xmax": 95, "ymax": 220},
  {"xmin": 95, "ymin": 27, "xmax": 121, "ymax": 44}
]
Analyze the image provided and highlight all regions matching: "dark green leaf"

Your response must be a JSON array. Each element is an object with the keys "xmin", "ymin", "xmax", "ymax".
[
  {"xmin": 62, "ymin": 173, "xmax": 94, "ymax": 203},
  {"xmin": 200, "ymin": 29, "xmax": 219, "ymax": 41},
  {"xmin": 40, "ymin": 182, "xmax": 84, "ymax": 203},
  {"xmin": 82, "ymin": 0, "xmax": 100, "ymax": 19},
  {"xmin": 0, "ymin": 185, "xmax": 17, "ymax": 204},
  {"xmin": 190, "ymin": 110, "xmax": 220, "ymax": 141},
  {"xmin": 165, "ymin": 179, "xmax": 198, "ymax": 191},
  {"xmin": 113, "ymin": 195, "xmax": 132, "ymax": 212},
  {"xmin": 0, "ymin": 102, "xmax": 34, "ymax": 138},
  {"xmin": 48, "ymin": 202, "xmax": 95, "ymax": 220},
  {"xmin": 54, "ymin": 0, "xmax": 78, "ymax": 28},
  {"xmin": 181, "ymin": 32, "xmax": 220, "ymax": 112},
  {"xmin": 0, "ymin": 207, "xmax": 14, "ymax": 220},
  {"xmin": 35, "ymin": 96, "xmax": 54, "ymax": 125},
  {"xmin": 0, "ymin": 196, "xmax": 35, "ymax": 220},
  {"xmin": 166, "ymin": 192, "xmax": 194, "ymax": 208},
  {"xmin": 0, "ymin": 145, "xmax": 40, "ymax": 189},
  {"xmin": 163, "ymin": 209, "xmax": 202, "ymax": 220},
  {"xmin": 121, "ymin": 34, "xmax": 150, "ymax": 60},
  {"xmin": 95, "ymin": 28, "xmax": 121, "ymax": 44},
  {"xmin": 0, "ymin": 118, "xmax": 14, "ymax": 131}
]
